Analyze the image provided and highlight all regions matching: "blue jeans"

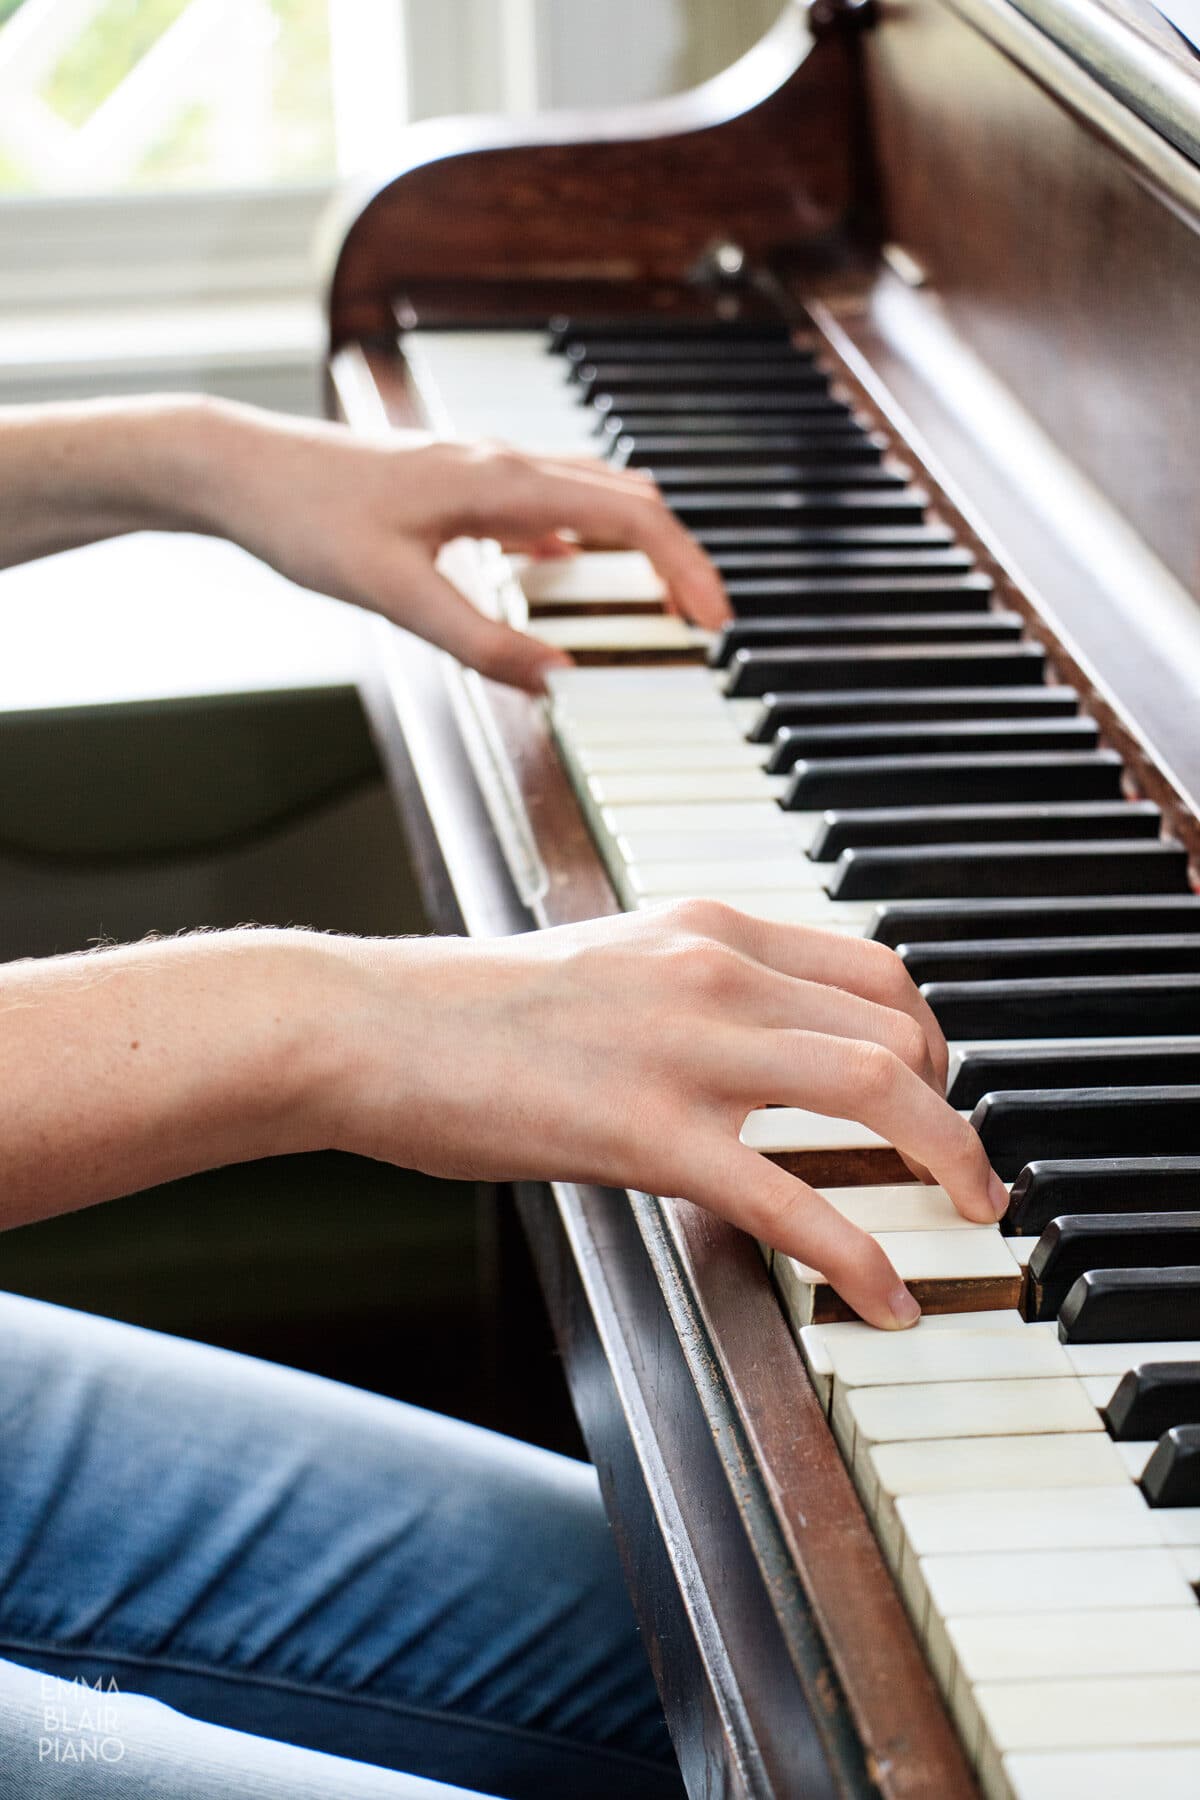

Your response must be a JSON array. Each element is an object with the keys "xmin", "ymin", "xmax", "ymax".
[{"xmin": 0, "ymin": 1293, "xmax": 683, "ymax": 1798}]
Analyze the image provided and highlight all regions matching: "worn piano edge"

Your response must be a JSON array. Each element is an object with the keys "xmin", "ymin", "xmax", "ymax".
[{"xmin": 331, "ymin": 341, "xmax": 982, "ymax": 1799}]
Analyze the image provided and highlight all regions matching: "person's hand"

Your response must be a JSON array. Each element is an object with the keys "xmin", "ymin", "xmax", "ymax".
[
  {"xmin": 323, "ymin": 903, "xmax": 1007, "ymax": 1329},
  {"xmin": 186, "ymin": 402, "xmax": 730, "ymax": 692}
]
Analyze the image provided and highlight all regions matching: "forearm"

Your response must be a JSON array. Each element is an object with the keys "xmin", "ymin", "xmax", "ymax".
[
  {"xmin": 0, "ymin": 930, "xmax": 344, "ymax": 1228},
  {"xmin": 0, "ymin": 395, "xmax": 227, "ymax": 571}
]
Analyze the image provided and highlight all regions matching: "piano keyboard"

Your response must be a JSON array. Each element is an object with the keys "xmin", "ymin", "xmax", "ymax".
[{"xmin": 400, "ymin": 314, "xmax": 1200, "ymax": 1798}]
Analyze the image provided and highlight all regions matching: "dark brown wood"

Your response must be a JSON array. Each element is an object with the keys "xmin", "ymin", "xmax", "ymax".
[
  {"xmin": 861, "ymin": 0, "xmax": 1200, "ymax": 654},
  {"xmin": 326, "ymin": 12, "xmax": 872, "ymax": 349},
  {"xmin": 660, "ymin": 1196, "xmax": 979, "ymax": 1796},
  {"xmin": 519, "ymin": 1177, "xmax": 862, "ymax": 1800},
  {"xmin": 768, "ymin": 1144, "xmax": 912, "ymax": 1186},
  {"xmin": 810, "ymin": 1270, "xmax": 1024, "ymax": 1323}
]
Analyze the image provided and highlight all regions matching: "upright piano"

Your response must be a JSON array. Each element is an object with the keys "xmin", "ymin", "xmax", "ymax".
[{"xmin": 322, "ymin": 3, "xmax": 1200, "ymax": 1794}]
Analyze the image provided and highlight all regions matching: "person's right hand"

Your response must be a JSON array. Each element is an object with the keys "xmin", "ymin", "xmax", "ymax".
[{"xmin": 324, "ymin": 903, "xmax": 1008, "ymax": 1329}]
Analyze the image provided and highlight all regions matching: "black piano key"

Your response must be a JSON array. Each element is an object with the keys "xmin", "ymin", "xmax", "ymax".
[
  {"xmin": 1028, "ymin": 1213, "xmax": 1200, "ymax": 1320},
  {"xmin": 563, "ymin": 338, "xmax": 811, "ymax": 364},
  {"xmin": 548, "ymin": 317, "xmax": 794, "ymax": 351},
  {"xmin": 830, "ymin": 841, "xmax": 1187, "ymax": 904},
  {"xmin": 671, "ymin": 489, "xmax": 929, "ymax": 530},
  {"xmin": 929, "ymin": 976, "xmax": 1200, "ymax": 1045},
  {"xmin": 872, "ymin": 895, "xmax": 1200, "ymax": 948},
  {"xmin": 1104, "ymin": 1363, "xmax": 1200, "ymax": 1441},
  {"xmin": 747, "ymin": 687, "xmax": 1080, "ymax": 741},
  {"xmin": 613, "ymin": 433, "xmax": 884, "ymax": 468},
  {"xmin": 599, "ymin": 407, "xmax": 857, "ymax": 437},
  {"xmin": 727, "ymin": 575, "xmax": 996, "ymax": 617},
  {"xmin": 1141, "ymin": 1426, "xmax": 1200, "ymax": 1506},
  {"xmin": 652, "ymin": 463, "xmax": 910, "ymax": 493},
  {"xmin": 972, "ymin": 1086, "xmax": 1200, "ymax": 1178},
  {"xmin": 594, "ymin": 391, "xmax": 851, "ymax": 420},
  {"xmin": 715, "ymin": 547, "xmax": 976, "ymax": 579},
  {"xmin": 1005, "ymin": 1157, "xmax": 1200, "ymax": 1237},
  {"xmin": 713, "ymin": 612, "xmax": 1024, "ymax": 669},
  {"xmin": 905, "ymin": 934, "xmax": 1200, "ymax": 986},
  {"xmin": 577, "ymin": 362, "xmax": 830, "ymax": 402},
  {"xmin": 727, "ymin": 643, "xmax": 1048, "ymax": 697},
  {"xmin": 695, "ymin": 523, "xmax": 953, "ymax": 552},
  {"xmin": 813, "ymin": 801, "xmax": 1159, "ymax": 861},
  {"xmin": 764, "ymin": 716, "xmax": 1097, "ymax": 773},
  {"xmin": 1059, "ymin": 1266, "xmax": 1200, "ymax": 1344},
  {"xmin": 783, "ymin": 751, "xmax": 1123, "ymax": 811}
]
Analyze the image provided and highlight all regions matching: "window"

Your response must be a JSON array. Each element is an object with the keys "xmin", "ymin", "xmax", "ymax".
[{"xmin": 0, "ymin": 0, "xmax": 413, "ymax": 196}]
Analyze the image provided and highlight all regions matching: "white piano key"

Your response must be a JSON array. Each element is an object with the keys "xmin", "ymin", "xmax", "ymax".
[
  {"xmin": 1006, "ymin": 1236, "xmax": 1037, "ymax": 1269},
  {"xmin": 867, "ymin": 1433, "xmax": 1132, "ymax": 1568},
  {"xmin": 1005, "ymin": 1747, "xmax": 1200, "ymax": 1800},
  {"xmin": 547, "ymin": 661, "xmax": 718, "ymax": 692},
  {"xmin": 963, "ymin": 1618, "xmax": 1200, "ymax": 1785},
  {"xmin": 556, "ymin": 703, "xmax": 728, "ymax": 732},
  {"xmin": 560, "ymin": 715, "xmax": 745, "ymax": 748},
  {"xmin": 1117, "ymin": 1440, "xmax": 1156, "ymax": 1478},
  {"xmin": 404, "ymin": 330, "xmax": 600, "ymax": 455},
  {"xmin": 1065, "ymin": 1340, "xmax": 1200, "ymax": 1376},
  {"xmin": 827, "ymin": 1324, "xmax": 1067, "ymax": 1392},
  {"xmin": 576, "ymin": 741, "xmax": 768, "ymax": 773},
  {"xmin": 798, "ymin": 1309, "xmax": 1024, "ymax": 1412},
  {"xmin": 626, "ymin": 856, "xmax": 834, "ymax": 896},
  {"xmin": 775, "ymin": 1231, "xmax": 1022, "ymax": 1332},
  {"xmin": 547, "ymin": 662, "xmax": 715, "ymax": 689},
  {"xmin": 815, "ymin": 1183, "xmax": 987, "ymax": 1234},
  {"xmin": 590, "ymin": 768, "xmax": 787, "ymax": 804},
  {"xmin": 898, "ymin": 1483, "xmax": 1200, "ymax": 1565},
  {"xmin": 918, "ymin": 1543, "xmax": 1200, "ymax": 1703},
  {"xmin": 1081, "ymin": 1373, "xmax": 1122, "ymax": 1410},
  {"xmin": 614, "ymin": 821, "xmax": 813, "ymax": 864},
  {"xmin": 836, "ymin": 1376, "xmax": 1098, "ymax": 1467},
  {"xmin": 601, "ymin": 802, "xmax": 814, "ymax": 839},
  {"xmin": 1175, "ymin": 1545, "xmax": 1200, "ymax": 1584},
  {"xmin": 920, "ymin": 1544, "xmax": 1197, "ymax": 1626},
  {"xmin": 742, "ymin": 1109, "xmax": 891, "ymax": 1155},
  {"xmin": 953, "ymin": 1604, "xmax": 1200, "ymax": 1686},
  {"xmin": 872, "ymin": 1432, "xmax": 1133, "ymax": 1504},
  {"xmin": 976, "ymin": 1673, "xmax": 1200, "ymax": 1800},
  {"xmin": 533, "ymin": 613, "xmax": 711, "ymax": 654},
  {"xmin": 516, "ymin": 550, "xmax": 667, "ymax": 607}
]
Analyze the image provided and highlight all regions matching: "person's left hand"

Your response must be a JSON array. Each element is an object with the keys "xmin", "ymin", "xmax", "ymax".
[{"xmin": 189, "ymin": 403, "xmax": 731, "ymax": 692}]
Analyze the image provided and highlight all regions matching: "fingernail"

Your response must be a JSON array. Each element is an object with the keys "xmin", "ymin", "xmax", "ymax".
[
  {"xmin": 989, "ymin": 1172, "xmax": 1009, "ymax": 1219},
  {"xmin": 889, "ymin": 1284, "xmax": 922, "ymax": 1329}
]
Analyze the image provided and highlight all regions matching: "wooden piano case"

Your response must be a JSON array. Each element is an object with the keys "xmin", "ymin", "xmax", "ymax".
[{"xmin": 323, "ymin": 3, "xmax": 1200, "ymax": 1794}]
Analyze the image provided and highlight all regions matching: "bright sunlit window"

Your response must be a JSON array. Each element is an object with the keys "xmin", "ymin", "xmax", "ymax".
[{"xmin": 0, "ymin": 0, "xmax": 403, "ymax": 195}]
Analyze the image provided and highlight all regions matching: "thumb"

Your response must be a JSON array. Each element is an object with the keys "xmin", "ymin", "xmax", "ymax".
[
  {"xmin": 687, "ymin": 1140, "xmax": 921, "ymax": 1330},
  {"xmin": 376, "ymin": 562, "xmax": 573, "ymax": 694}
]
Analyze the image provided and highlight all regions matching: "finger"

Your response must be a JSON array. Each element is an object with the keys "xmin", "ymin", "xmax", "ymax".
[
  {"xmin": 653, "ymin": 901, "xmax": 949, "ymax": 1091},
  {"xmin": 679, "ymin": 1136, "xmax": 920, "ymax": 1329},
  {"xmin": 761, "ymin": 1030, "xmax": 1006, "ymax": 1224},
  {"xmin": 535, "ymin": 454, "xmax": 659, "ymax": 496},
  {"xmin": 716, "ymin": 976, "xmax": 940, "ymax": 1091},
  {"xmin": 504, "ymin": 466, "xmax": 730, "ymax": 629},
  {"xmin": 705, "ymin": 908, "xmax": 949, "ymax": 1090},
  {"xmin": 375, "ymin": 562, "xmax": 572, "ymax": 693},
  {"xmin": 511, "ymin": 532, "xmax": 580, "ymax": 560}
]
